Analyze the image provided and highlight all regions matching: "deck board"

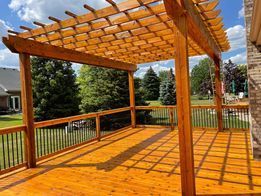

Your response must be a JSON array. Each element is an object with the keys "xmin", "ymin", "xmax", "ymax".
[{"xmin": 1, "ymin": 128, "xmax": 261, "ymax": 195}]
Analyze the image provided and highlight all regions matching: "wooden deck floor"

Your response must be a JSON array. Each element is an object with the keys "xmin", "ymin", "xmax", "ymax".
[{"xmin": 1, "ymin": 128, "xmax": 261, "ymax": 195}]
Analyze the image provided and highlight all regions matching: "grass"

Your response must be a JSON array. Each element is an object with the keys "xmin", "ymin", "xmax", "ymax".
[
  {"xmin": 0, "ymin": 114, "xmax": 23, "ymax": 129},
  {"xmin": 147, "ymin": 96, "xmax": 214, "ymax": 106}
]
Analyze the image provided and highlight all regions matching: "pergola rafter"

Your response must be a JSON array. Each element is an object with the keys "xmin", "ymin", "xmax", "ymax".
[
  {"xmin": 5, "ymin": 0, "xmax": 229, "ymax": 64},
  {"xmin": 2, "ymin": 0, "xmax": 230, "ymax": 195}
]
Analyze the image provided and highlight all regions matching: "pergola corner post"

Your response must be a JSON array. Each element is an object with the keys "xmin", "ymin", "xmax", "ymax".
[
  {"xmin": 214, "ymin": 57, "xmax": 223, "ymax": 132},
  {"xmin": 174, "ymin": 14, "xmax": 196, "ymax": 195},
  {"xmin": 19, "ymin": 53, "xmax": 36, "ymax": 168},
  {"xmin": 128, "ymin": 71, "xmax": 136, "ymax": 128}
]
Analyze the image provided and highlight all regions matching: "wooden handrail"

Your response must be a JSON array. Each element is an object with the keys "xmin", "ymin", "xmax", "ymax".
[
  {"xmin": 222, "ymin": 104, "xmax": 249, "ymax": 109},
  {"xmin": 96, "ymin": 107, "xmax": 130, "ymax": 116},
  {"xmin": 136, "ymin": 106, "xmax": 177, "ymax": 110},
  {"xmin": 136, "ymin": 105, "xmax": 249, "ymax": 110},
  {"xmin": 0, "ymin": 125, "xmax": 26, "ymax": 135},
  {"xmin": 34, "ymin": 107, "xmax": 131, "ymax": 129}
]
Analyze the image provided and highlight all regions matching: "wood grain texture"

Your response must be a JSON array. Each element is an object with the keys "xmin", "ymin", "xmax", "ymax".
[
  {"xmin": 3, "ymin": 36, "xmax": 136, "ymax": 71},
  {"xmin": 128, "ymin": 71, "xmax": 136, "ymax": 128},
  {"xmin": 0, "ymin": 128, "xmax": 260, "ymax": 195},
  {"xmin": 3, "ymin": 0, "xmax": 229, "ymax": 65},
  {"xmin": 214, "ymin": 57, "xmax": 223, "ymax": 132},
  {"xmin": 19, "ymin": 53, "xmax": 36, "ymax": 168},
  {"xmin": 174, "ymin": 14, "xmax": 196, "ymax": 195}
]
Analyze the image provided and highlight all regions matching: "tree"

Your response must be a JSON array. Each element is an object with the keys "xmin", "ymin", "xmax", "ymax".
[
  {"xmin": 31, "ymin": 57, "xmax": 80, "ymax": 121},
  {"xmin": 78, "ymin": 65, "xmax": 146, "ymax": 113},
  {"xmin": 159, "ymin": 70, "xmax": 169, "ymax": 82},
  {"xmin": 223, "ymin": 60, "xmax": 247, "ymax": 94},
  {"xmin": 191, "ymin": 58, "xmax": 214, "ymax": 96},
  {"xmin": 237, "ymin": 64, "xmax": 247, "ymax": 92},
  {"xmin": 159, "ymin": 68, "xmax": 176, "ymax": 105},
  {"xmin": 223, "ymin": 59, "xmax": 237, "ymax": 93},
  {"xmin": 142, "ymin": 67, "xmax": 160, "ymax": 100}
]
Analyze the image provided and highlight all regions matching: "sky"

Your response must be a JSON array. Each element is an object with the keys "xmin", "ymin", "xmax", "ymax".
[{"xmin": 0, "ymin": 0, "xmax": 246, "ymax": 78}]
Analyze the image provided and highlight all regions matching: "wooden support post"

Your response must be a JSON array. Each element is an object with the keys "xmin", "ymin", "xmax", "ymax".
[
  {"xmin": 214, "ymin": 57, "xmax": 223, "ymax": 132},
  {"xmin": 169, "ymin": 108, "xmax": 174, "ymax": 130},
  {"xmin": 128, "ymin": 71, "xmax": 136, "ymax": 128},
  {"xmin": 96, "ymin": 114, "xmax": 101, "ymax": 141},
  {"xmin": 19, "ymin": 53, "xmax": 36, "ymax": 168},
  {"xmin": 174, "ymin": 14, "xmax": 196, "ymax": 196}
]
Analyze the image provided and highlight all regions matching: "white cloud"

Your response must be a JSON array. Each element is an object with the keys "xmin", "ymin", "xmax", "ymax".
[
  {"xmin": 8, "ymin": 0, "xmax": 112, "ymax": 23},
  {"xmin": 238, "ymin": 3, "xmax": 244, "ymax": 19},
  {"xmin": 224, "ymin": 51, "xmax": 247, "ymax": 64},
  {"xmin": 136, "ymin": 60, "xmax": 172, "ymax": 78},
  {"xmin": 238, "ymin": 7, "xmax": 244, "ymax": 18},
  {"xmin": 0, "ymin": 48, "xmax": 19, "ymax": 68},
  {"xmin": 189, "ymin": 55, "xmax": 207, "ymax": 68},
  {"xmin": 226, "ymin": 25, "xmax": 246, "ymax": 51},
  {"xmin": 0, "ymin": 19, "xmax": 13, "ymax": 40}
]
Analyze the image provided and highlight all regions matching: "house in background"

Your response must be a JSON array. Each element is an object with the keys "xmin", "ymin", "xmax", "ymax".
[
  {"xmin": 245, "ymin": 0, "xmax": 261, "ymax": 159},
  {"xmin": 0, "ymin": 67, "xmax": 21, "ymax": 111}
]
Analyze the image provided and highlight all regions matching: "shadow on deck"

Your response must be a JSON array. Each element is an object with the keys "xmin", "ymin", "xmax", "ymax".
[{"xmin": 1, "ymin": 127, "xmax": 261, "ymax": 195}]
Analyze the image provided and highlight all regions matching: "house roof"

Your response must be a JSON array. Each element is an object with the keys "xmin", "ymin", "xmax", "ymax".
[
  {"xmin": 0, "ymin": 68, "xmax": 20, "ymax": 92},
  {"xmin": 0, "ymin": 87, "xmax": 9, "ymax": 97},
  {"xmin": 4, "ymin": 0, "xmax": 230, "ymax": 65}
]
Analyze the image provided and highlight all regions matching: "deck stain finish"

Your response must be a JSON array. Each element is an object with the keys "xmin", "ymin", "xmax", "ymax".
[{"xmin": 0, "ymin": 128, "xmax": 261, "ymax": 195}]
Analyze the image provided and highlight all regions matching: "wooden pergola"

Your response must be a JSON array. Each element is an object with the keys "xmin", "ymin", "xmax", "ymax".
[{"xmin": 2, "ymin": 0, "xmax": 229, "ymax": 195}]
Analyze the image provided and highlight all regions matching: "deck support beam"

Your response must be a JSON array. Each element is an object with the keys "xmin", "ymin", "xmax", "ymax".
[
  {"xmin": 19, "ymin": 53, "xmax": 36, "ymax": 168},
  {"xmin": 214, "ymin": 57, "xmax": 223, "ymax": 132},
  {"xmin": 174, "ymin": 14, "xmax": 196, "ymax": 196},
  {"xmin": 128, "ymin": 71, "xmax": 136, "ymax": 128}
]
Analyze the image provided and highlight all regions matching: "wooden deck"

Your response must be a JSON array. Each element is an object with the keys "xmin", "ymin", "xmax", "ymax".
[{"xmin": 0, "ymin": 127, "xmax": 261, "ymax": 195}]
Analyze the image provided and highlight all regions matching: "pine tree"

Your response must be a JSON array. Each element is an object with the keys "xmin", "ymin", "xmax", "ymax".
[
  {"xmin": 31, "ymin": 57, "xmax": 80, "ymax": 121},
  {"xmin": 142, "ymin": 67, "xmax": 160, "ymax": 100},
  {"xmin": 159, "ymin": 69, "xmax": 176, "ymax": 105}
]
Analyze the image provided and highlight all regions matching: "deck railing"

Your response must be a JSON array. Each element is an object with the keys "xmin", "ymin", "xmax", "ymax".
[
  {"xmin": 0, "ymin": 107, "xmax": 131, "ymax": 175},
  {"xmin": 0, "ymin": 105, "xmax": 249, "ymax": 175},
  {"xmin": 0, "ymin": 125, "xmax": 26, "ymax": 175},
  {"xmin": 34, "ymin": 107, "xmax": 131, "ymax": 161},
  {"xmin": 136, "ymin": 105, "xmax": 249, "ymax": 130}
]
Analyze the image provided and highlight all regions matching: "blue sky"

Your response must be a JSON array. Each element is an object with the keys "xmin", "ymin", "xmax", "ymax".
[{"xmin": 0, "ymin": 0, "xmax": 246, "ymax": 78}]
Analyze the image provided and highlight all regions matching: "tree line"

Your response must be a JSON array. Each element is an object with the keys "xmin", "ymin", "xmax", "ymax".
[
  {"xmin": 31, "ymin": 57, "xmax": 247, "ymax": 121},
  {"xmin": 191, "ymin": 59, "xmax": 247, "ymax": 96}
]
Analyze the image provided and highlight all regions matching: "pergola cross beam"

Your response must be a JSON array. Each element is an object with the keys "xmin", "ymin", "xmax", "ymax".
[{"xmin": 2, "ymin": 35, "xmax": 137, "ymax": 71}]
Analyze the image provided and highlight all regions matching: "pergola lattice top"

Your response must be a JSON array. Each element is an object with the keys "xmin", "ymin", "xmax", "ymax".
[{"xmin": 8, "ymin": 0, "xmax": 229, "ymax": 65}]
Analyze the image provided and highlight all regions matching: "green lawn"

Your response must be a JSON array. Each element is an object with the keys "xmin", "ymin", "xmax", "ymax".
[
  {"xmin": 147, "ymin": 96, "xmax": 214, "ymax": 106},
  {"xmin": 0, "ymin": 114, "xmax": 23, "ymax": 129}
]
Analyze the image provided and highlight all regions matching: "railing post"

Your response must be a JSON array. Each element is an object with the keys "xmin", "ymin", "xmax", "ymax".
[
  {"xmin": 19, "ymin": 53, "xmax": 36, "ymax": 168},
  {"xmin": 174, "ymin": 14, "xmax": 196, "ymax": 195},
  {"xmin": 128, "ymin": 71, "xmax": 136, "ymax": 128},
  {"xmin": 214, "ymin": 57, "xmax": 223, "ymax": 132},
  {"xmin": 169, "ymin": 108, "xmax": 174, "ymax": 130},
  {"xmin": 96, "ymin": 114, "xmax": 101, "ymax": 141}
]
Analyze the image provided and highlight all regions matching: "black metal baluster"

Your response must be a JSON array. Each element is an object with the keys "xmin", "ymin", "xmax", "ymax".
[
  {"xmin": 6, "ymin": 134, "xmax": 11, "ymax": 168},
  {"xmin": 2, "ymin": 135, "xmax": 6, "ymax": 169},
  {"xmin": 11, "ymin": 133, "xmax": 15, "ymax": 167}
]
